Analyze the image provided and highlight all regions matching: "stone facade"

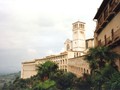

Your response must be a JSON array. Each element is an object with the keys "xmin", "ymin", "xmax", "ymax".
[
  {"xmin": 64, "ymin": 39, "xmax": 73, "ymax": 51},
  {"xmin": 64, "ymin": 21, "xmax": 86, "ymax": 52},
  {"xmin": 21, "ymin": 60, "xmax": 37, "ymax": 79},
  {"xmin": 68, "ymin": 56, "xmax": 90, "ymax": 77},
  {"xmin": 72, "ymin": 21, "xmax": 86, "ymax": 51},
  {"xmin": 21, "ymin": 21, "xmax": 94, "ymax": 79},
  {"xmin": 94, "ymin": 0, "xmax": 120, "ymax": 70},
  {"xmin": 86, "ymin": 38, "xmax": 94, "ymax": 49},
  {"xmin": 21, "ymin": 51, "xmax": 77, "ymax": 79}
]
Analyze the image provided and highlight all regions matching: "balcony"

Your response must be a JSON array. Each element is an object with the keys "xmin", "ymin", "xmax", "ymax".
[
  {"xmin": 113, "ymin": 28, "xmax": 120, "ymax": 41},
  {"xmin": 98, "ymin": 28, "xmax": 120, "ymax": 47},
  {"xmin": 101, "ymin": 41, "xmax": 105, "ymax": 46},
  {"xmin": 109, "ymin": 0, "xmax": 120, "ymax": 13},
  {"xmin": 109, "ymin": 28, "xmax": 120, "ymax": 48},
  {"xmin": 95, "ymin": 0, "xmax": 120, "ymax": 34},
  {"xmin": 104, "ymin": 7, "xmax": 109, "ymax": 20}
]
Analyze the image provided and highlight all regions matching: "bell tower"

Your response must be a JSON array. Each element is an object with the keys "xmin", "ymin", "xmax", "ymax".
[{"xmin": 72, "ymin": 21, "xmax": 86, "ymax": 51}]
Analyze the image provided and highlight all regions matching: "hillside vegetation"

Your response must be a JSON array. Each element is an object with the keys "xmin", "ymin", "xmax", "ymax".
[{"xmin": 0, "ymin": 72, "xmax": 20, "ymax": 90}]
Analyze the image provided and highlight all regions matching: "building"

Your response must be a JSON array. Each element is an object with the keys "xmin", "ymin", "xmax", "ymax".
[
  {"xmin": 67, "ymin": 38, "xmax": 94, "ymax": 77},
  {"xmin": 86, "ymin": 38, "xmax": 94, "ymax": 49},
  {"xmin": 94, "ymin": 0, "xmax": 120, "ymax": 70},
  {"xmin": 21, "ymin": 51, "xmax": 77, "ymax": 79},
  {"xmin": 68, "ymin": 56, "xmax": 90, "ymax": 77},
  {"xmin": 21, "ymin": 21, "xmax": 94, "ymax": 79},
  {"xmin": 64, "ymin": 39, "xmax": 73, "ymax": 51},
  {"xmin": 21, "ymin": 60, "xmax": 37, "ymax": 79},
  {"xmin": 64, "ymin": 21, "xmax": 86, "ymax": 52}
]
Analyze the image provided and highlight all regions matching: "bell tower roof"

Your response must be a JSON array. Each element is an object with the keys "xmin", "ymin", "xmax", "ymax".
[
  {"xmin": 72, "ymin": 21, "xmax": 85, "ymax": 31},
  {"xmin": 72, "ymin": 21, "xmax": 85, "ymax": 25}
]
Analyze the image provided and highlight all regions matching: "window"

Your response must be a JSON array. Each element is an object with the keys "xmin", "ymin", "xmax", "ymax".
[
  {"xmin": 83, "ymin": 25, "xmax": 84, "ymax": 28},
  {"xmin": 81, "ymin": 68, "xmax": 83, "ymax": 73},
  {"xmin": 65, "ymin": 69, "xmax": 67, "ymax": 72},
  {"xmin": 79, "ymin": 24, "xmax": 82, "ymax": 28},
  {"xmin": 84, "ymin": 68, "xmax": 85, "ymax": 73},
  {"xmin": 74, "ymin": 24, "xmax": 77, "ymax": 28},
  {"xmin": 87, "ymin": 70, "xmax": 89, "ymax": 74},
  {"xmin": 63, "ymin": 60, "xmax": 64, "ymax": 64},
  {"xmin": 77, "ymin": 52, "xmax": 79, "ymax": 57}
]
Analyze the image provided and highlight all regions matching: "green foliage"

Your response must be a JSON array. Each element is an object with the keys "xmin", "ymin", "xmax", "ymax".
[
  {"xmin": 37, "ymin": 61, "xmax": 58, "ymax": 81},
  {"xmin": 75, "ymin": 74, "xmax": 92, "ymax": 90},
  {"xmin": 54, "ymin": 72, "xmax": 77, "ymax": 90},
  {"xmin": 32, "ymin": 79, "xmax": 56, "ymax": 90},
  {"xmin": 85, "ymin": 46, "xmax": 120, "ymax": 90},
  {"xmin": 103, "ymin": 72, "xmax": 120, "ymax": 90},
  {"xmin": 85, "ymin": 46, "xmax": 120, "ymax": 70}
]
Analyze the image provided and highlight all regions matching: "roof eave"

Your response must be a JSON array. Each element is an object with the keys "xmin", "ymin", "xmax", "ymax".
[{"xmin": 94, "ymin": 0, "xmax": 110, "ymax": 19}]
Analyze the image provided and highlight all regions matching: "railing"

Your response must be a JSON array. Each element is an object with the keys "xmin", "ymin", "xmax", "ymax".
[
  {"xmin": 109, "ymin": 0, "xmax": 119, "ymax": 13},
  {"xmin": 99, "ymin": 14, "xmax": 104, "ymax": 26},
  {"xmin": 104, "ymin": 6, "xmax": 109, "ymax": 20},
  {"xmin": 96, "ymin": 24, "xmax": 100, "ymax": 31},
  {"xmin": 114, "ymin": 28, "xmax": 120, "ymax": 41},
  {"xmin": 106, "ymin": 36, "xmax": 112, "ymax": 44},
  {"xmin": 98, "ymin": 28, "xmax": 120, "ymax": 46},
  {"xmin": 101, "ymin": 41, "xmax": 105, "ymax": 46}
]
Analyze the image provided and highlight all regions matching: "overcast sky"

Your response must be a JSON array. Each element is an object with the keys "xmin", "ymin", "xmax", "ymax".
[{"xmin": 0, "ymin": 0, "xmax": 103, "ymax": 73}]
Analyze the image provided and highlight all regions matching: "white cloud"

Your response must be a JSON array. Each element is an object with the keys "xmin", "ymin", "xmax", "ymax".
[
  {"xmin": 27, "ymin": 48, "xmax": 37, "ymax": 55},
  {"xmin": 46, "ymin": 50, "xmax": 54, "ymax": 55}
]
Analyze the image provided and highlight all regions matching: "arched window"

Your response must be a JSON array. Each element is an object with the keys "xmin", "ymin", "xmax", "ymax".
[
  {"xmin": 84, "ymin": 68, "xmax": 85, "ymax": 73},
  {"xmin": 87, "ymin": 70, "xmax": 89, "ymax": 74},
  {"xmin": 77, "ymin": 52, "xmax": 79, "ymax": 57},
  {"xmin": 81, "ymin": 68, "xmax": 83, "ymax": 73},
  {"xmin": 63, "ymin": 60, "xmax": 64, "ymax": 64}
]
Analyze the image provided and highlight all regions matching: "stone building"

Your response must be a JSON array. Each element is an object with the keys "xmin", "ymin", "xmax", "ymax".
[
  {"xmin": 86, "ymin": 38, "xmax": 94, "ymax": 49},
  {"xmin": 64, "ymin": 21, "xmax": 86, "ymax": 52},
  {"xmin": 21, "ymin": 60, "xmax": 37, "ymax": 79},
  {"xmin": 21, "ymin": 21, "xmax": 94, "ymax": 79},
  {"xmin": 64, "ymin": 39, "xmax": 73, "ymax": 51},
  {"xmin": 94, "ymin": 0, "xmax": 120, "ymax": 70},
  {"xmin": 68, "ymin": 56, "xmax": 90, "ymax": 77},
  {"xmin": 21, "ymin": 51, "xmax": 78, "ymax": 79}
]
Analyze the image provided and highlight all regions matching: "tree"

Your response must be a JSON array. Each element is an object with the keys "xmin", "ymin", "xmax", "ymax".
[
  {"xmin": 36, "ymin": 61, "xmax": 58, "ymax": 81},
  {"xmin": 75, "ymin": 74, "xmax": 93, "ymax": 90},
  {"xmin": 85, "ymin": 46, "xmax": 120, "ymax": 71},
  {"xmin": 32, "ymin": 79, "xmax": 56, "ymax": 90},
  {"xmin": 84, "ymin": 46, "xmax": 120, "ymax": 90},
  {"xmin": 53, "ymin": 72, "xmax": 77, "ymax": 90},
  {"xmin": 103, "ymin": 72, "xmax": 120, "ymax": 90}
]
